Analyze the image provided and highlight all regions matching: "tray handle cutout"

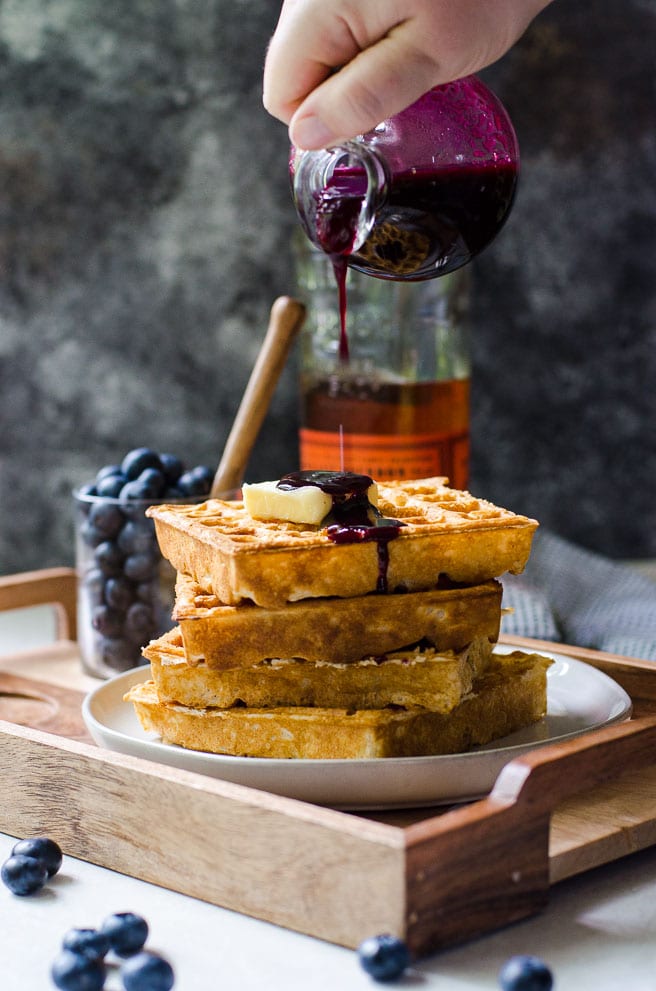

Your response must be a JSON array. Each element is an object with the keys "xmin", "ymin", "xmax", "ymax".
[{"xmin": 0, "ymin": 568, "xmax": 77, "ymax": 641}]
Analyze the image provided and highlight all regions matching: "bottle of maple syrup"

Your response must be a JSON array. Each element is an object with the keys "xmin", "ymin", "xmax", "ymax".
[{"xmin": 294, "ymin": 233, "xmax": 471, "ymax": 487}]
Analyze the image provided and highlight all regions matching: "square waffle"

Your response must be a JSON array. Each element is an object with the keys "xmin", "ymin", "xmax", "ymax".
[
  {"xmin": 173, "ymin": 572, "xmax": 503, "ymax": 668},
  {"xmin": 125, "ymin": 651, "xmax": 552, "ymax": 760},
  {"xmin": 144, "ymin": 628, "xmax": 493, "ymax": 711},
  {"xmin": 148, "ymin": 477, "xmax": 538, "ymax": 608}
]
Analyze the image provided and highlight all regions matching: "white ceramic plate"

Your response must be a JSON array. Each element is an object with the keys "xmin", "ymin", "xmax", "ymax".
[{"xmin": 82, "ymin": 647, "xmax": 632, "ymax": 810}]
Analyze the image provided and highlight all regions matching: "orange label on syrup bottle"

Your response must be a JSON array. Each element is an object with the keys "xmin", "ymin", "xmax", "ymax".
[
  {"xmin": 299, "ymin": 375, "xmax": 471, "ymax": 489},
  {"xmin": 299, "ymin": 428, "xmax": 470, "ymax": 488}
]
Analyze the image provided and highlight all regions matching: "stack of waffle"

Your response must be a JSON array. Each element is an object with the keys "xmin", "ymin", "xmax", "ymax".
[{"xmin": 125, "ymin": 476, "xmax": 551, "ymax": 759}]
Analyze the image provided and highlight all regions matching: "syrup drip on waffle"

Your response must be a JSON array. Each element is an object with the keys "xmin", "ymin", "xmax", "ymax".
[{"xmin": 278, "ymin": 471, "xmax": 405, "ymax": 592}]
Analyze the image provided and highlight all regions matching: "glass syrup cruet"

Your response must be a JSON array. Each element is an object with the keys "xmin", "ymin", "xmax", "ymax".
[{"xmin": 290, "ymin": 75, "xmax": 520, "ymax": 283}]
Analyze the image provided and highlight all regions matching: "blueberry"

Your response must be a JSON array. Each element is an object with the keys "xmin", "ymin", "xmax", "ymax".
[
  {"xmin": 120, "ymin": 479, "xmax": 151, "ymax": 502},
  {"xmin": 357, "ymin": 934, "xmax": 410, "ymax": 982},
  {"xmin": 96, "ymin": 464, "xmax": 122, "ymax": 484},
  {"xmin": 159, "ymin": 453, "xmax": 184, "ymax": 485},
  {"xmin": 125, "ymin": 602, "xmax": 156, "ymax": 643},
  {"xmin": 124, "ymin": 552, "xmax": 158, "ymax": 583},
  {"xmin": 119, "ymin": 498, "xmax": 149, "ymax": 521},
  {"xmin": 120, "ymin": 471, "xmax": 165, "ymax": 501},
  {"xmin": 498, "ymin": 955, "xmax": 553, "ymax": 991},
  {"xmin": 79, "ymin": 519, "xmax": 105, "ymax": 549},
  {"xmin": 135, "ymin": 468, "xmax": 166, "ymax": 499},
  {"xmin": 101, "ymin": 911, "xmax": 149, "ymax": 958},
  {"xmin": 136, "ymin": 581, "xmax": 159, "ymax": 605},
  {"xmin": 177, "ymin": 468, "xmax": 210, "ymax": 496},
  {"xmin": 121, "ymin": 448, "xmax": 163, "ymax": 481},
  {"xmin": 1, "ymin": 854, "xmax": 48, "ymax": 895},
  {"xmin": 105, "ymin": 576, "xmax": 137, "ymax": 612},
  {"xmin": 92, "ymin": 604, "xmax": 125, "ymax": 638},
  {"xmin": 12, "ymin": 835, "xmax": 63, "ymax": 877},
  {"xmin": 88, "ymin": 502, "xmax": 125, "ymax": 539},
  {"xmin": 62, "ymin": 928, "xmax": 110, "ymax": 961},
  {"xmin": 94, "ymin": 540, "xmax": 124, "ymax": 576},
  {"xmin": 100, "ymin": 637, "xmax": 139, "ymax": 672},
  {"xmin": 96, "ymin": 473, "xmax": 127, "ymax": 499},
  {"xmin": 120, "ymin": 950, "xmax": 175, "ymax": 991},
  {"xmin": 118, "ymin": 519, "xmax": 156, "ymax": 555},
  {"xmin": 190, "ymin": 465, "xmax": 213, "ymax": 491},
  {"xmin": 163, "ymin": 486, "xmax": 184, "ymax": 499},
  {"xmin": 51, "ymin": 949, "xmax": 106, "ymax": 991}
]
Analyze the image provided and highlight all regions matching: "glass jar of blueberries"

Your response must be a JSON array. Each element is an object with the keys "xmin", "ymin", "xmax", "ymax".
[{"xmin": 74, "ymin": 446, "xmax": 214, "ymax": 678}]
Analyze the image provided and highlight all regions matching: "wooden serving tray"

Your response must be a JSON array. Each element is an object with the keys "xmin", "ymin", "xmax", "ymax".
[{"xmin": 2, "ymin": 568, "xmax": 656, "ymax": 957}]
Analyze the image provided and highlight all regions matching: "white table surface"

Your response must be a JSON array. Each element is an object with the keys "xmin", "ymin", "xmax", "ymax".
[{"xmin": 2, "ymin": 606, "xmax": 656, "ymax": 990}]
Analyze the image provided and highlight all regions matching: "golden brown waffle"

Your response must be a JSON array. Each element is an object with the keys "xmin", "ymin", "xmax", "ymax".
[
  {"xmin": 125, "ymin": 650, "xmax": 552, "ymax": 759},
  {"xmin": 173, "ymin": 572, "xmax": 502, "ymax": 668},
  {"xmin": 144, "ymin": 629, "xmax": 492, "ymax": 711},
  {"xmin": 148, "ymin": 477, "xmax": 537, "ymax": 608}
]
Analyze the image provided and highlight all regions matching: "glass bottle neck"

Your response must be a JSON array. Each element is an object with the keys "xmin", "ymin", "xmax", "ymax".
[{"xmin": 291, "ymin": 142, "xmax": 388, "ymax": 256}]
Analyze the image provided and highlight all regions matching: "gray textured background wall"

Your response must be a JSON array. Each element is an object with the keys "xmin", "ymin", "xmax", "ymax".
[{"xmin": 0, "ymin": 0, "xmax": 654, "ymax": 575}]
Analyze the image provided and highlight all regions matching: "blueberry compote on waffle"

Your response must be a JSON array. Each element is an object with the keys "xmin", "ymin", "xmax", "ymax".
[{"xmin": 277, "ymin": 470, "xmax": 404, "ymax": 592}]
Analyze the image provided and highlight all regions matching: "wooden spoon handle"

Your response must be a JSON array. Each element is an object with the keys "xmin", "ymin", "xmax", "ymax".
[{"xmin": 210, "ymin": 296, "xmax": 306, "ymax": 498}]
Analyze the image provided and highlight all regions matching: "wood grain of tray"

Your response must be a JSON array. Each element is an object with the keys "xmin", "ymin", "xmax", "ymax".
[{"xmin": 1, "ymin": 568, "xmax": 656, "ymax": 957}]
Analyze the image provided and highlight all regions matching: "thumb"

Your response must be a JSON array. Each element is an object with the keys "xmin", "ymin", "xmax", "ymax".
[{"xmin": 289, "ymin": 32, "xmax": 437, "ymax": 149}]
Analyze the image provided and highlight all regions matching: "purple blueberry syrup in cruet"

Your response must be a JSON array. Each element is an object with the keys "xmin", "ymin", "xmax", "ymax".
[{"xmin": 290, "ymin": 76, "xmax": 519, "ymax": 360}]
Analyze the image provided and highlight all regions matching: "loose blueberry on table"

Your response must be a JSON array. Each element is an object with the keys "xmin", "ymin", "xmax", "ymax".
[
  {"xmin": 100, "ymin": 910, "xmax": 149, "ymax": 957},
  {"xmin": 77, "ymin": 447, "xmax": 213, "ymax": 673},
  {"xmin": 120, "ymin": 950, "xmax": 175, "ymax": 991},
  {"xmin": 50, "ymin": 948, "xmax": 106, "ymax": 991},
  {"xmin": 1, "ymin": 853, "xmax": 48, "ymax": 895},
  {"xmin": 498, "ymin": 954, "xmax": 554, "ymax": 991},
  {"xmin": 12, "ymin": 835, "xmax": 63, "ymax": 877},
  {"xmin": 61, "ymin": 927, "xmax": 111, "ymax": 961},
  {"xmin": 1, "ymin": 835, "xmax": 63, "ymax": 895},
  {"xmin": 357, "ymin": 933, "xmax": 410, "ymax": 981}
]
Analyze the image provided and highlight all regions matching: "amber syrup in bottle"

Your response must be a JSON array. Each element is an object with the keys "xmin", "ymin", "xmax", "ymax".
[{"xmin": 295, "ymin": 236, "xmax": 471, "ymax": 487}]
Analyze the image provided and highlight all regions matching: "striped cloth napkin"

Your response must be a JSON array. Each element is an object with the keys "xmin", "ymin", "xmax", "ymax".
[{"xmin": 501, "ymin": 530, "xmax": 656, "ymax": 661}]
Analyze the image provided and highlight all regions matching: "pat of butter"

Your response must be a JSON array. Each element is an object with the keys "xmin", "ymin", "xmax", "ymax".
[
  {"xmin": 243, "ymin": 480, "xmax": 378, "ymax": 526},
  {"xmin": 243, "ymin": 481, "xmax": 332, "ymax": 525}
]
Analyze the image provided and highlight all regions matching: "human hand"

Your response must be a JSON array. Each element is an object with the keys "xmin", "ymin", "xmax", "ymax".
[{"xmin": 263, "ymin": 0, "xmax": 552, "ymax": 149}]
